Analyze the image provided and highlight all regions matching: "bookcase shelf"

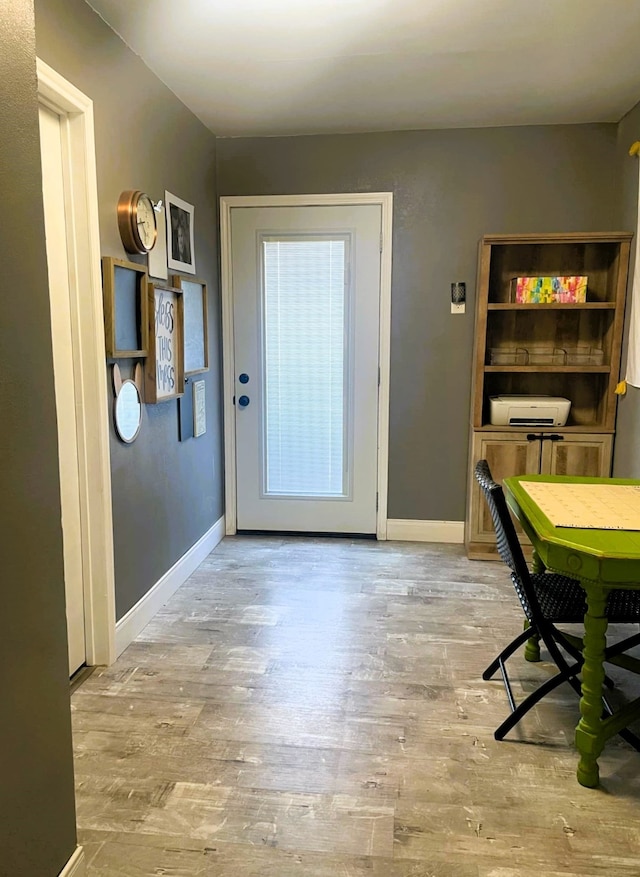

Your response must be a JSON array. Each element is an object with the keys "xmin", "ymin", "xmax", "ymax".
[{"xmin": 465, "ymin": 231, "xmax": 632, "ymax": 560}]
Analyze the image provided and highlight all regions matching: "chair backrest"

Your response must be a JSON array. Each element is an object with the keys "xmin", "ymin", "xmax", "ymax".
[{"xmin": 474, "ymin": 459, "xmax": 537, "ymax": 622}]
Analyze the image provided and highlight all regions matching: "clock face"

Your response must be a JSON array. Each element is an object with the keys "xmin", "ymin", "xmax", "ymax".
[{"xmin": 135, "ymin": 193, "xmax": 157, "ymax": 251}]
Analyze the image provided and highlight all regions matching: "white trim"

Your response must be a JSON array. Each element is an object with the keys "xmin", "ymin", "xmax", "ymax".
[
  {"xmin": 386, "ymin": 519, "xmax": 465, "ymax": 543},
  {"xmin": 37, "ymin": 59, "xmax": 116, "ymax": 667},
  {"xmin": 115, "ymin": 515, "xmax": 225, "ymax": 656},
  {"xmin": 376, "ymin": 196, "xmax": 393, "ymax": 540},
  {"xmin": 220, "ymin": 200, "xmax": 238, "ymax": 534},
  {"xmin": 59, "ymin": 846, "xmax": 85, "ymax": 877},
  {"xmin": 220, "ymin": 192, "xmax": 393, "ymax": 538}
]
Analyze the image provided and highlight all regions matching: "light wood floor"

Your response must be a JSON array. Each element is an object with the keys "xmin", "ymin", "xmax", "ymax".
[{"xmin": 73, "ymin": 537, "xmax": 640, "ymax": 876}]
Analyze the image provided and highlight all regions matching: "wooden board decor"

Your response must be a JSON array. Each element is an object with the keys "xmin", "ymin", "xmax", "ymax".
[
  {"xmin": 102, "ymin": 256, "xmax": 149, "ymax": 357},
  {"xmin": 171, "ymin": 275, "xmax": 208, "ymax": 375},
  {"xmin": 145, "ymin": 282, "xmax": 184, "ymax": 403}
]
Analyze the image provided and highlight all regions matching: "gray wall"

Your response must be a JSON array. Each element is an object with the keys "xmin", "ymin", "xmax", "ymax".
[
  {"xmin": 0, "ymin": 1, "xmax": 77, "ymax": 873},
  {"xmin": 35, "ymin": 0, "xmax": 224, "ymax": 619},
  {"xmin": 217, "ymin": 126, "xmax": 618, "ymax": 520},
  {"xmin": 613, "ymin": 98, "xmax": 640, "ymax": 478}
]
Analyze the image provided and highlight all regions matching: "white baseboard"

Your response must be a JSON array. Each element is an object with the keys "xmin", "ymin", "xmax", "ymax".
[
  {"xmin": 115, "ymin": 515, "xmax": 225, "ymax": 656},
  {"xmin": 59, "ymin": 846, "xmax": 85, "ymax": 877},
  {"xmin": 386, "ymin": 519, "xmax": 464, "ymax": 543}
]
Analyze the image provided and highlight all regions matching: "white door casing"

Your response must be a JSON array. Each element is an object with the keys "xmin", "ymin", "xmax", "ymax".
[
  {"xmin": 37, "ymin": 59, "xmax": 116, "ymax": 667},
  {"xmin": 39, "ymin": 103, "xmax": 86, "ymax": 674},
  {"xmin": 221, "ymin": 194, "xmax": 393, "ymax": 538}
]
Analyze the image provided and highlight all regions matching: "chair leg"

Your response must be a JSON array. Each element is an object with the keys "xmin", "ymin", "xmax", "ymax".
[
  {"xmin": 491, "ymin": 632, "xmax": 640, "ymax": 748},
  {"xmin": 493, "ymin": 660, "xmax": 582, "ymax": 740},
  {"xmin": 483, "ymin": 626, "xmax": 535, "ymax": 681}
]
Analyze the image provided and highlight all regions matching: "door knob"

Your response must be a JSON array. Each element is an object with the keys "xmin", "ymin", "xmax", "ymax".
[{"xmin": 238, "ymin": 395, "xmax": 250, "ymax": 408}]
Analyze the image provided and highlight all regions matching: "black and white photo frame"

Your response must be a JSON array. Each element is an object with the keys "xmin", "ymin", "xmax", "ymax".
[{"xmin": 166, "ymin": 190, "xmax": 195, "ymax": 275}]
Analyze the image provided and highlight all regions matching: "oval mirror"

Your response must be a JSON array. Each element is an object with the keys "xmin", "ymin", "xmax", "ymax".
[{"xmin": 114, "ymin": 379, "xmax": 142, "ymax": 443}]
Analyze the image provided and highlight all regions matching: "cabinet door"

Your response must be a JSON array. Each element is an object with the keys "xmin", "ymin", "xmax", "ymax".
[
  {"xmin": 469, "ymin": 432, "xmax": 541, "ymax": 544},
  {"xmin": 541, "ymin": 433, "xmax": 613, "ymax": 478}
]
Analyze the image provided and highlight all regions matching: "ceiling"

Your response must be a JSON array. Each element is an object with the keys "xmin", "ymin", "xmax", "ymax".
[{"xmin": 87, "ymin": 0, "xmax": 640, "ymax": 137}]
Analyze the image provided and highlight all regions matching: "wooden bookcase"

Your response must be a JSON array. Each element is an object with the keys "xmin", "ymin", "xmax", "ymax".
[{"xmin": 465, "ymin": 232, "xmax": 632, "ymax": 560}]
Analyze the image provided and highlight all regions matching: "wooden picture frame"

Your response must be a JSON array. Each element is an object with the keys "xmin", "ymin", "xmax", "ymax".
[
  {"xmin": 166, "ymin": 190, "xmax": 195, "ymax": 275},
  {"xmin": 102, "ymin": 256, "xmax": 149, "ymax": 357},
  {"xmin": 171, "ymin": 274, "xmax": 209, "ymax": 375},
  {"xmin": 145, "ymin": 282, "xmax": 185, "ymax": 403}
]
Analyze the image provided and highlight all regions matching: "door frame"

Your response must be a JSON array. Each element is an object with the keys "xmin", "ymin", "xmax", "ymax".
[
  {"xmin": 37, "ymin": 59, "xmax": 116, "ymax": 666},
  {"xmin": 220, "ymin": 192, "xmax": 393, "ymax": 539}
]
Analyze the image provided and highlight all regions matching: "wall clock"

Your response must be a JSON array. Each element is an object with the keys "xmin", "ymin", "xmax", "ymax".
[{"xmin": 117, "ymin": 189, "xmax": 158, "ymax": 254}]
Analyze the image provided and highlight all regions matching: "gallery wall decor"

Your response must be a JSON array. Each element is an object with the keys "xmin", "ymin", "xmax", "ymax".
[
  {"xmin": 178, "ymin": 377, "xmax": 207, "ymax": 441},
  {"xmin": 171, "ymin": 274, "xmax": 209, "ymax": 375},
  {"xmin": 117, "ymin": 189, "xmax": 157, "ymax": 254},
  {"xmin": 166, "ymin": 190, "xmax": 195, "ymax": 275},
  {"xmin": 178, "ymin": 377, "xmax": 194, "ymax": 441},
  {"xmin": 102, "ymin": 256, "xmax": 149, "ymax": 358},
  {"xmin": 193, "ymin": 379, "xmax": 207, "ymax": 437},
  {"xmin": 148, "ymin": 199, "xmax": 168, "ymax": 281},
  {"xmin": 145, "ymin": 281, "xmax": 185, "ymax": 403},
  {"xmin": 112, "ymin": 362, "xmax": 143, "ymax": 443}
]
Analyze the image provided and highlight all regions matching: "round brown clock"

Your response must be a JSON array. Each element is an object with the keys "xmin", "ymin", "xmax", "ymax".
[{"xmin": 117, "ymin": 189, "xmax": 158, "ymax": 254}]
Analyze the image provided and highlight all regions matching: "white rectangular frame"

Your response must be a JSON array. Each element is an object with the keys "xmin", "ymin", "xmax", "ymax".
[
  {"xmin": 220, "ymin": 192, "xmax": 393, "ymax": 540},
  {"xmin": 193, "ymin": 379, "xmax": 206, "ymax": 437},
  {"xmin": 166, "ymin": 190, "xmax": 196, "ymax": 274}
]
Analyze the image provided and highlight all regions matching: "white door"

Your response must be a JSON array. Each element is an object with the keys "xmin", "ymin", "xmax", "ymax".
[
  {"xmin": 39, "ymin": 103, "xmax": 86, "ymax": 675},
  {"xmin": 231, "ymin": 204, "xmax": 382, "ymax": 533}
]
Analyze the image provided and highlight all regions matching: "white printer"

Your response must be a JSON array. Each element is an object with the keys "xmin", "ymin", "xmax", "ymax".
[{"xmin": 489, "ymin": 395, "xmax": 571, "ymax": 427}]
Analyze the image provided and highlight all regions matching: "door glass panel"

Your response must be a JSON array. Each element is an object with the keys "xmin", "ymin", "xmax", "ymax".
[{"xmin": 261, "ymin": 235, "xmax": 350, "ymax": 497}]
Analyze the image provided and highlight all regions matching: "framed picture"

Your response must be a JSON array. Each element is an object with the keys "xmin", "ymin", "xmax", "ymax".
[
  {"xmin": 171, "ymin": 275, "xmax": 208, "ymax": 375},
  {"xmin": 145, "ymin": 282, "xmax": 185, "ymax": 403},
  {"xmin": 166, "ymin": 190, "xmax": 195, "ymax": 275},
  {"xmin": 179, "ymin": 377, "xmax": 207, "ymax": 441},
  {"xmin": 193, "ymin": 379, "xmax": 206, "ymax": 437},
  {"xmin": 102, "ymin": 257, "xmax": 149, "ymax": 357}
]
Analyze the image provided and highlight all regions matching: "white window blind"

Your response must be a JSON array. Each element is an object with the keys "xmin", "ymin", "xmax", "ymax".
[{"xmin": 262, "ymin": 236, "xmax": 349, "ymax": 497}]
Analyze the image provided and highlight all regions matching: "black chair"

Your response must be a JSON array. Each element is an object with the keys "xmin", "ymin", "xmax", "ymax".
[{"xmin": 474, "ymin": 459, "xmax": 640, "ymax": 747}]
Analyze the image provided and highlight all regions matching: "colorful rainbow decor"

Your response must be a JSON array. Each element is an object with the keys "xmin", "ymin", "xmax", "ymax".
[{"xmin": 512, "ymin": 276, "xmax": 588, "ymax": 304}]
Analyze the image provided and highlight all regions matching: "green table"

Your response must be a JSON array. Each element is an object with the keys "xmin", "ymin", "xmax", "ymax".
[{"xmin": 503, "ymin": 473, "xmax": 640, "ymax": 788}]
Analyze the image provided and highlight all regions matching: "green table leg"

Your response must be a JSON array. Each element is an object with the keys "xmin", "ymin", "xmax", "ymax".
[
  {"xmin": 575, "ymin": 583, "xmax": 608, "ymax": 788},
  {"xmin": 524, "ymin": 619, "xmax": 541, "ymax": 662}
]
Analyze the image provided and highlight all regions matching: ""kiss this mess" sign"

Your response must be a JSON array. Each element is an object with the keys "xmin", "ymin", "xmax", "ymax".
[{"xmin": 145, "ymin": 283, "xmax": 184, "ymax": 403}]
